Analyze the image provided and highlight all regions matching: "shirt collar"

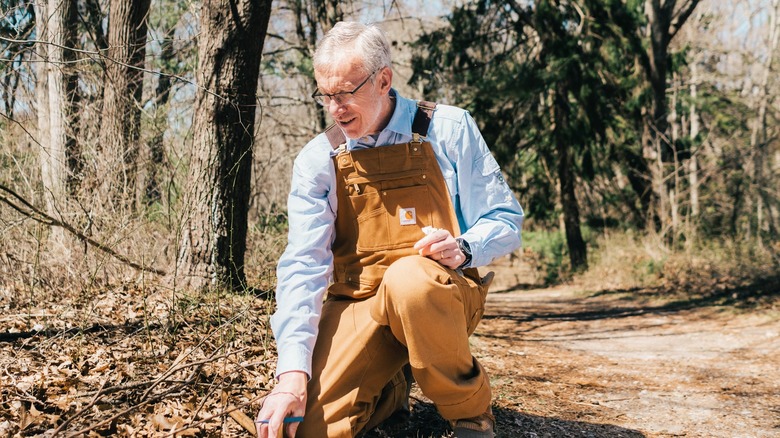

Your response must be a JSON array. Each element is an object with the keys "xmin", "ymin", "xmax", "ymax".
[{"xmin": 383, "ymin": 89, "xmax": 416, "ymax": 138}]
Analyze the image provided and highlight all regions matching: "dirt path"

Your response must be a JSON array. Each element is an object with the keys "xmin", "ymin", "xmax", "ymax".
[
  {"xmin": 373, "ymin": 267, "xmax": 780, "ymax": 438},
  {"xmin": 479, "ymin": 283, "xmax": 780, "ymax": 438}
]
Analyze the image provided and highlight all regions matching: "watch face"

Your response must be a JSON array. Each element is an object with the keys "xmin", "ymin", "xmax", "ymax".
[{"xmin": 458, "ymin": 238, "xmax": 471, "ymax": 256}]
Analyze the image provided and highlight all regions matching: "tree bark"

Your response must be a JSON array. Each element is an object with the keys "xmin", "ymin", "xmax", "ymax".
[
  {"xmin": 177, "ymin": 0, "xmax": 273, "ymax": 290},
  {"xmin": 35, "ymin": 0, "xmax": 80, "ymax": 246},
  {"xmin": 143, "ymin": 36, "xmax": 175, "ymax": 204},
  {"xmin": 34, "ymin": 1, "xmax": 53, "ymax": 217},
  {"xmin": 98, "ymin": 0, "xmax": 151, "ymax": 210},
  {"xmin": 553, "ymin": 83, "xmax": 587, "ymax": 271},
  {"xmin": 688, "ymin": 60, "xmax": 699, "ymax": 220},
  {"xmin": 61, "ymin": 0, "xmax": 82, "ymax": 195},
  {"xmin": 669, "ymin": 72, "xmax": 680, "ymax": 238}
]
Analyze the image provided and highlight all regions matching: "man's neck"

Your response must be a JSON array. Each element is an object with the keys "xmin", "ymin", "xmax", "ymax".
[{"xmin": 369, "ymin": 90, "xmax": 397, "ymax": 136}]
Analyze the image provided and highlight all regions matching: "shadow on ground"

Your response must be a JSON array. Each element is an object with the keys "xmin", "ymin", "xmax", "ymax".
[
  {"xmin": 365, "ymin": 401, "xmax": 645, "ymax": 438},
  {"xmin": 484, "ymin": 274, "xmax": 780, "ymax": 325}
]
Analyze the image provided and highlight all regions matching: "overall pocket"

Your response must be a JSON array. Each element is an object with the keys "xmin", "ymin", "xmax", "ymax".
[
  {"xmin": 351, "ymin": 184, "xmax": 433, "ymax": 252},
  {"xmin": 462, "ymin": 268, "xmax": 492, "ymax": 335}
]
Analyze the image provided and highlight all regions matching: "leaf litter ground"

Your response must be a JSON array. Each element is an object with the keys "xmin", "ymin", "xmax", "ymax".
[{"xmin": 1, "ymin": 261, "xmax": 778, "ymax": 437}]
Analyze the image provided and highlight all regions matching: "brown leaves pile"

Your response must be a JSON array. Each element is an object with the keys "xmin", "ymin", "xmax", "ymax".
[{"xmin": 0, "ymin": 282, "xmax": 278, "ymax": 437}]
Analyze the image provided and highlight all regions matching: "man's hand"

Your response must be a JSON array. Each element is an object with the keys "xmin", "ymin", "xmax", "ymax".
[
  {"xmin": 255, "ymin": 371, "xmax": 307, "ymax": 438},
  {"xmin": 414, "ymin": 228, "xmax": 464, "ymax": 269}
]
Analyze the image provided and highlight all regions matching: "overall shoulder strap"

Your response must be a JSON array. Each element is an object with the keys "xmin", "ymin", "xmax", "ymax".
[
  {"xmin": 325, "ymin": 123, "xmax": 347, "ymax": 150},
  {"xmin": 412, "ymin": 100, "xmax": 437, "ymax": 138}
]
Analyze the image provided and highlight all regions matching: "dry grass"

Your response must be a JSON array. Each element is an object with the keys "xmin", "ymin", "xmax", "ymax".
[{"xmin": 579, "ymin": 230, "xmax": 778, "ymax": 293}]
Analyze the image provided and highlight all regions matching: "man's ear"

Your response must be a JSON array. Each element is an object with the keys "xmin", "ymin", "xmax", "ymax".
[{"xmin": 377, "ymin": 67, "xmax": 393, "ymax": 94}]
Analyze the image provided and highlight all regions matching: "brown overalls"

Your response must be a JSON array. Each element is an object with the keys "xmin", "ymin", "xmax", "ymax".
[{"xmin": 297, "ymin": 103, "xmax": 492, "ymax": 437}]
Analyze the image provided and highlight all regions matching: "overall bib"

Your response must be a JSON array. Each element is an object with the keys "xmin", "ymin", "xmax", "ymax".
[{"xmin": 298, "ymin": 103, "xmax": 492, "ymax": 437}]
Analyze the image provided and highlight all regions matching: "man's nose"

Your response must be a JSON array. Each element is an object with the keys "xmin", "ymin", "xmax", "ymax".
[{"xmin": 326, "ymin": 98, "xmax": 347, "ymax": 115}]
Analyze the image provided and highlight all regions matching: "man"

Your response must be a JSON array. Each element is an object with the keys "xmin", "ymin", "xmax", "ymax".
[{"xmin": 255, "ymin": 21, "xmax": 524, "ymax": 438}]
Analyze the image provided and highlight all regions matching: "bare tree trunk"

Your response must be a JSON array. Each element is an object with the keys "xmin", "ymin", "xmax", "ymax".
[
  {"xmin": 640, "ymin": 0, "xmax": 701, "ymax": 235},
  {"xmin": 689, "ymin": 61, "xmax": 700, "ymax": 220},
  {"xmin": 35, "ymin": 0, "xmax": 79, "ymax": 247},
  {"xmin": 34, "ymin": 1, "xmax": 53, "ymax": 217},
  {"xmin": 553, "ymin": 84, "xmax": 587, "ymax": 271},
  {"xmin": 143, "ymin": 36, "xmax": 175, "ymax": 205},
  {"xmin": 61, "ymin": 0, "xmax": 82, "ymax": 195},
  {"xmin": 645, "ymin": 0, "xmax": 672, "ymax": 234},
  {"xmin": 621, "ymin": 118, "xmax": 654, "ymax": 229},
  {"xmin": 98, "ymin": 0, "xmax": 151, "ymax": 211},
  {"xmin": 0, "ymin": 10, "xmax": 29, "ymax": 117},
  {"xmin": 749, "ymin": 0, "xmax": 779, "ymax": 240},
  {"xmin": 647, "ymin": 118, "xmax": 667, "ymax": 231},
  {"xmin": 291, "ymin": 0, "xmax": 345, "ymax": 131},
  {"xmin": 670, "ymin": 72, "xmax": 680, "ymax": 240},
  {"xmin": 177, "ymin": 0, "xmax": 273, "ymax": 291},
  {"xmin": 84, "ymin": 0, "xmax": 108, "ymax": 52}
]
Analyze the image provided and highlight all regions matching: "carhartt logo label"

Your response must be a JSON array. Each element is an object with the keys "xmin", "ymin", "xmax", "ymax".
[{"xmin": 399, "ymin": 207, "xmax": 417, "ymax": 225}]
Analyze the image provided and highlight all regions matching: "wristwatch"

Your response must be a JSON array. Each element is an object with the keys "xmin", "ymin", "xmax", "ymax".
[{"xmin": 455, "ymin": 237, "xmax": 472, "ymax": 269}]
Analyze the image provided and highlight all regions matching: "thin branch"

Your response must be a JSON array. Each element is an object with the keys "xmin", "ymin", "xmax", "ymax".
[
  {"xmin": 62, "ymin": 386, "xmax": 185, "ymax": 437},
  {"xmin": 0, "ymin": 112, "xmax": 42, "ymax": 148},
  {"xmin": 51, "ymin": 377, "xmax": 109, "ymax": 436},
  {"xmin": 670, "ymin": 0, "xmax": 701, "ymax": 40},
  {"xmin": 165, "ymin": 393, "xmax": 267, "ymax": 438},
  {"xmin": 0, "ymin": 35, "xmax": 232, "ymax": 105},
  {"xmin": 0, "ymin": 184, "xmax": 167, "ymax": 275}
]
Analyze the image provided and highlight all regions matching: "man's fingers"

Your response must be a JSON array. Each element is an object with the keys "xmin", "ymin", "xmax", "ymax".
[
  {"xmin": 414, "ymin": 232, "xmax": 445, "ymax": 250},
  {"xmin": 432, "ymin": 248, "xmax": 463, "ymax": 269},
  {"xmin": 415, "ymin": 227, "xmax": 454, "ymax": 250},
  {"xmin": 263, "ymin": 410, "xmax": 288, "ymax": 438},
  {"xmin": 255, "ymin": 397, "xmax": 289, "ymax": 437},
  {"xmin": 286, "ymin": 423, "xmax": 300, "ymax": 438}
]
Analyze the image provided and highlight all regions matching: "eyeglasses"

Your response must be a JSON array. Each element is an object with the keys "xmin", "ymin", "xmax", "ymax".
[{"xmin": 311, "ymin": 69, "xmax": 378, "ymax": 107}]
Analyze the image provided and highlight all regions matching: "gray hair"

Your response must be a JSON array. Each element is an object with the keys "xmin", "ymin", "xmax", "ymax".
[{"xmin": 313, "ymin": 21, "xmax": 392, "ymax": 75}]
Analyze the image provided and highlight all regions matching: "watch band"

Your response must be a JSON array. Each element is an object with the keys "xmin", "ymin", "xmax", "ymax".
[{"xmin": 456, "ymin": 237, "xmax": 472, "ymax": 269}]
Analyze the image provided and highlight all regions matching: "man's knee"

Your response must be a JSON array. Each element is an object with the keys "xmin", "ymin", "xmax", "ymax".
[
  {"xmin": 382, "ymin": 255, "xmax": 448, "ymax": 307},
  {"xmin": 384, "ymin": 254, "xmax": 440, "ymax": 286}
]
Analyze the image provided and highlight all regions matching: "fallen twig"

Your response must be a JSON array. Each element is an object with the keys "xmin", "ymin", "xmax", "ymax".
[
  {"xmin": 164, "ymin": 392, "xmax": 266, "ymax": 438},
  {"xmin": 0, "ymin": 183, "xmax": 166, "ymax": 276},
  {"xmin": 60, "ymin": 387, "xmax": 180, "ymax": 437},
  {"xmin": 51, "ymin": 377, "xmax": 109, "ymax": 436},
  {"xmin": 141, "ymin": 347, "xmax": 248, "ymax": 400}
]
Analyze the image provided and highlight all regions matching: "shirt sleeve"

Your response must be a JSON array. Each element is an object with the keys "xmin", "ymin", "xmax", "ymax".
[
  {"xmin": 450, "ymin": 111, "xmax": 525, "ymax": 267},
  {"xmin": 270, "ymin": 145, "xmax": 336, "ymax": 378}
]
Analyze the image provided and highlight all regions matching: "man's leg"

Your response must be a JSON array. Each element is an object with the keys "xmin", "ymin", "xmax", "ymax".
[
  {"xmin": 370, "ymin": 255, "xmax": 492, "ymax": 421},
  {"xmin": 297, "ymin": 296, "xmax": 409, "ymax": 437}
]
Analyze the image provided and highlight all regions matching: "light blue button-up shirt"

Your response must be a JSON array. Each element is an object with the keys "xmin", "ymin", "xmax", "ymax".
[{"xmin": 271, "ymin": 90, "xmax": 524, "ymax": 378}]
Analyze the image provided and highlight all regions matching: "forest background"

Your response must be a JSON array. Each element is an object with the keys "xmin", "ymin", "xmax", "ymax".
[{"xmin": 0, "ymin": 0, "xmax": 778, "ymax": 436}]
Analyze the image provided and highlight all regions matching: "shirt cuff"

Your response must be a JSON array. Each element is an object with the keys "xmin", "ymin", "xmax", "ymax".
[{"xmin": 274, "ymin": 344, "xmax": 313, "ymax": 380}]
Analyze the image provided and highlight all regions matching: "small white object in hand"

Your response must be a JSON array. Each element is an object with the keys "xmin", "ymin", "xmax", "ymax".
[{"xmin": 422, "ymin": 226, "xmax": 442, "ymax": 235}]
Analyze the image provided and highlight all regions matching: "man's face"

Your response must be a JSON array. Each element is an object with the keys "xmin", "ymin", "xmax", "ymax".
[{"xmin": 314, "ymin": 54, "xmax": 392, "ymax": 139}]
